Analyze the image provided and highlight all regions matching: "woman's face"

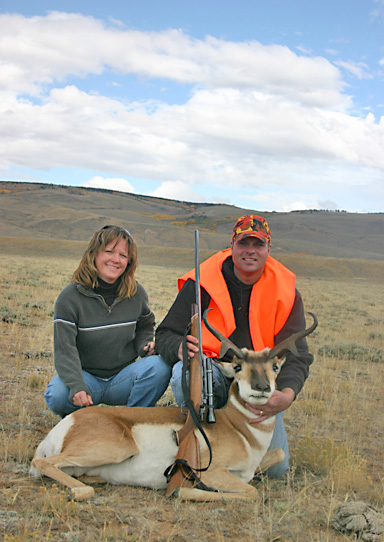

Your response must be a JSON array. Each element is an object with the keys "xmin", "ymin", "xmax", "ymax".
[{"xmin": 95, "ymin": 238, "xmax": 129, "ymax": 284}]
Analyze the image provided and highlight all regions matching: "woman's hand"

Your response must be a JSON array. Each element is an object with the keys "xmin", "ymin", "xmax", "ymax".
[
  {"xmin": 177, "ymin": 334, "xmax": 199, "ymax": 361},
  {"xmin": 72, "ymin": 391, "xmax": 93, "ymax": 408},
  {"xmin": 143, "ymin": 341, "xmax": 155, "ymax": 356}
]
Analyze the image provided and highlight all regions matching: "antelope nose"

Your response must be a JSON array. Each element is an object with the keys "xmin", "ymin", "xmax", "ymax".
[{"xmin": 254, "ymin": 382, "xmax": 271, "ymax": 392}]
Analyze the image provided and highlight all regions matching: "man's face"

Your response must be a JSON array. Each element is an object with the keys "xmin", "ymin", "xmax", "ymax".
[{"xmin": 231, "ymin": 236, "xmax": 270, "ymax": 284}]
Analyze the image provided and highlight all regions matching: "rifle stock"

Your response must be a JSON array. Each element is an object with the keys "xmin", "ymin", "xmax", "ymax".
[{"xmin": 165, "ymin": 306, "xmax": 202, "ymax": 497}]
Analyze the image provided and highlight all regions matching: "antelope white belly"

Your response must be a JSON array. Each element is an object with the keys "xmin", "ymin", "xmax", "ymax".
[
  {"xmin": 41, "ymin": 415, "xmax": 75, "ymax": 455},
  {"xmin": 29, "ymin": 415, "xmax": 75, "ymax": 478},
  {"xmin": 85, "ymin": 424, "xmax": 180, "ymax": 489}
]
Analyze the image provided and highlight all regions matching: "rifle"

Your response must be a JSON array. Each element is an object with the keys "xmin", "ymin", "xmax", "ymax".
[
  {"xmin": 195, "ymin": 229, "xmax": 216, "ymax": 424},
  {"xmin": 165, "ymin": 229, "xmax": 215, "ymax": 497}
]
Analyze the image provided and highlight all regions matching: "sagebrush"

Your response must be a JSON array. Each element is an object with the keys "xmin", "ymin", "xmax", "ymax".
[{"xmin": 1, "ymin": 252, "xmax": 383, "ymax": 541}]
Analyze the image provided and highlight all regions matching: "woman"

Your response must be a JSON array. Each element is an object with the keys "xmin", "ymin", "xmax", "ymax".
[{"xmin": 44, "ymin": 225, "xmax": 171, "ymax": 417}]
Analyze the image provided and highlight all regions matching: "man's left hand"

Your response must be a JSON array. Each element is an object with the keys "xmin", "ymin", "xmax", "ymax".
[
  {"xmin": 143, "ymin": 341, "xmax": 155, "ymax": 356},
  {"xmin": 247, "ymin": 388, "xmax": 295, "ymax": 423}
]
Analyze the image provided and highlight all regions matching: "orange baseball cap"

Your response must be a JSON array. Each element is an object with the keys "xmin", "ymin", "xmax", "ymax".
[{"xmin": 232, "ymin": 215, "xmax": 271, "ymax": 244}]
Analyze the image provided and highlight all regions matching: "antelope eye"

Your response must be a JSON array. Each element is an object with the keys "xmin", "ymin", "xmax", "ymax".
[
  {"xmin": 273, "ymin": 363, "xmax": 279, "ymax": 373},
  {"xmin": 234, "ymin": 364, "xmax": 242, "ymax": 373}
]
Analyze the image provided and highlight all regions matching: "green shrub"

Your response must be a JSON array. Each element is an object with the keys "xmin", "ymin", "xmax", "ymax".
[{"xmin": 318, "ymin": 343, "xmax": 384, "ymax": 363}]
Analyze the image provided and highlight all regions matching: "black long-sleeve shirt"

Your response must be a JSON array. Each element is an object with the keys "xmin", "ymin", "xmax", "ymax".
[{"xmin": 155, "ymin": 256, "xmax": 314, "ymax": 397}]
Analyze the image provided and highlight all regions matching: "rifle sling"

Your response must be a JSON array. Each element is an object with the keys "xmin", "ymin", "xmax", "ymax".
[
  {"xmin": 164, "ymin": 327, "xmax": 216, "ymax": 492},
  {"xmin": 164, "ymin": 459, "xmax": 218, "ymax": 493},
  {"xmin": 180, "ymin": 325, "xmax": 213, "ymax": 473}
]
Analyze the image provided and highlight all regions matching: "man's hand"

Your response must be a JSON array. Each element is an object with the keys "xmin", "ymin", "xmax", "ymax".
[
  {"xmin": 72, "ymin": 391, "xmax": 93, "ymax": 408},
  {"xmin": 143, "ymin": 341, "xmax": 155, "ymax": 356},
  {"xmin": 177, "ymin": 334, "xmax": 199, "ymax": 361},
  {"xmin": 246, "ymin": 388, "xmax": 295, "ymax": 423}
]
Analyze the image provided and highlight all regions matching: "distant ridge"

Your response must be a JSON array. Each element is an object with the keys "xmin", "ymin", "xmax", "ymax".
[{"xmin": 0, "ymin": 181, "xmax": 383, "ymax": 260}]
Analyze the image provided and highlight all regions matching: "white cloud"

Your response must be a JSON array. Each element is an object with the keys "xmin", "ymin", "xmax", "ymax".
[
  {"xmin": 0, "ymin": 12, "xmax": 346, "ymax": 108},
  {"xmin": 238, "ymin": 190, "xmax": 319, "ymax": 213},
  {"xmin": 151, "ymin": 181, "xmax": 206, "ymax": 202},
  {"xmin": 319, "ymin": 199, "xmax": 340, "ymax": 211},
  {"xmin": 334, "ymin": 60, "xmax": 372, "ymax": 80},
  {"xmin": 83, "ymin": 176, "xmax": 135, "ymax": 193},
  {"xmin": 370, "ymin": 0, "xmax": 384, "ymax": 23},
  {"xmin": 0, "ymin": 12, "xmax": 383, "ymax": 212}
]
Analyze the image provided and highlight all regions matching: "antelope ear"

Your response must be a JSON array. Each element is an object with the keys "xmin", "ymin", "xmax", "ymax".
[{"xmin": 215, "ymin": 360, "xmax": 235, "ymax": 378}]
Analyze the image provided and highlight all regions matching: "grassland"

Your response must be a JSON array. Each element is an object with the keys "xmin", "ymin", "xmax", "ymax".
[{"xmin": 1, "ymin": 247, "xmax": 383, "ymax": 541}]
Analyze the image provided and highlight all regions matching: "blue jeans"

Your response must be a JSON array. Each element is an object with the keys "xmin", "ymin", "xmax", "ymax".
[
  {"xmin": 45, "ymin": 355, "xmax": 171, "ymax": 417},
  {"xmin": 170, "ymin": 359, "xmax": 289, "ymax": 478}
]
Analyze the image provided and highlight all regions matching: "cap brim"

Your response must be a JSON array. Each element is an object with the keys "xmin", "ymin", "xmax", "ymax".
[{"xmin": 233, "ymin": 232, "xmax": 269, "ymax": 243}]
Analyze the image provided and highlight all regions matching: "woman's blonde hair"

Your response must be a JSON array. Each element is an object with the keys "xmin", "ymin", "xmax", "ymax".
[{"xmin": 72, "ymin": 226, "xmax": 138, "ymax": 298}]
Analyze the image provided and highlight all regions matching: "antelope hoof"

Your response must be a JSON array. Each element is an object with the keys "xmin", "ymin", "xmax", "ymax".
[
  {"xmin": 166, "ymin": 486, "xmax": 181, "ymax": 499},
  {"xmin": 68, "ymin": 486, "xmax": 95, "ymax": 501}
]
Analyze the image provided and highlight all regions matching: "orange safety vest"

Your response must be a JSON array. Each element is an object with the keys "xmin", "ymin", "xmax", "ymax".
[{"xmin": 178, "ymin": 248, "xmax": 296, "ymax": 358}]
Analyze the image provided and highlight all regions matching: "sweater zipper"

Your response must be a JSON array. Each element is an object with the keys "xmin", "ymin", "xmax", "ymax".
[
  {"xmin": 80, "ymin": 288, "xmax": 121, "ymax": 315},
  {"xmin": 97, "ymin": 295, "xmax": 121, "ymax": 315}
]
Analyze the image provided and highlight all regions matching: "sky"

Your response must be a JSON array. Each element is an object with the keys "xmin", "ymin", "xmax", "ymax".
[{"xmin": 1, "ymin": 1, "xmax": 384, "ymax": 213}]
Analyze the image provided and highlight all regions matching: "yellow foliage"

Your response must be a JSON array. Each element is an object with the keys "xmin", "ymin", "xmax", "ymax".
[
  {"xmin": 294, "ymin": 436, "xmax": 370, "ymax": 494},
  {"xmin": 152, "ymin": 213, "xmax": 177, "ymax": 220},
  {"xmin": 295, "ymin": 436, "xmax": 366, "ymax": 475}
]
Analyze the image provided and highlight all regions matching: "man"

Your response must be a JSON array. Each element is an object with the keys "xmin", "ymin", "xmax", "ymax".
[{"xmin": 155, "ymin": 214, "xmax": 314, "ymax": 478}]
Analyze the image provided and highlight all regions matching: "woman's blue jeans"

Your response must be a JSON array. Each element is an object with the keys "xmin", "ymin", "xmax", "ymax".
[
  {"xmin": 170, "ymin": 359, "xmax": 290, "ymax": 478},
  {"xmin": 45, "ymin": 355, "xmax": 171, "ymax": 417}
]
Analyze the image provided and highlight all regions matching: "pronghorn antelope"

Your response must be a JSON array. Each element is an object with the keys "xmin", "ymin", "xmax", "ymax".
[{"xmin": 30, "ymin": 312, "xmax": 317, "ymax": 502}]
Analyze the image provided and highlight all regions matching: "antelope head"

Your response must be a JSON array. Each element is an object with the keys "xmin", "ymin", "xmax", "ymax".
[{"xmin": 203, "ymin": 309, "xmax": 318, "ymax": 405}]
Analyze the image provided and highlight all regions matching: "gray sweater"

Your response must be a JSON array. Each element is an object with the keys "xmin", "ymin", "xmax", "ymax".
[{"xmin": 53, "ymin": 282, "xmax": 155, "ymax": 400}]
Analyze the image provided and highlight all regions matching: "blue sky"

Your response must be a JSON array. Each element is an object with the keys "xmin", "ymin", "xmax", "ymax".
[{"xmin": 1, "ymin": 0, "xmax": 383, "ymax": 212}]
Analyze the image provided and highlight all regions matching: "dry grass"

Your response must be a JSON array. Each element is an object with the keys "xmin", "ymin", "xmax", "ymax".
[{"xmin": 1, "ymin": 252, "xmax": 383, "ymax": 541}]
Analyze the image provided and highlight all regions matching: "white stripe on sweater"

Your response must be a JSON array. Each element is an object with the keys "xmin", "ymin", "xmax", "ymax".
[{"xmin": 54, "ymin": 319, "xmax": 136, "ymax": 331}]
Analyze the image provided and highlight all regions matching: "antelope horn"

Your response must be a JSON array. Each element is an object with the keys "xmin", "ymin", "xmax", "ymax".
[
  {"xmin": 268, "ymin": 312, "xmax": 318, "ymax": 359},
  {"xmin": 203, "ymin": 309, "xmax": 244, "ymax": 359}
]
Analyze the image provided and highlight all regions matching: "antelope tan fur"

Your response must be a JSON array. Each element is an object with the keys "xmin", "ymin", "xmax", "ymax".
[{"xmin": 30, "ymin": 312, "xmax": 317, "ymax": 502}]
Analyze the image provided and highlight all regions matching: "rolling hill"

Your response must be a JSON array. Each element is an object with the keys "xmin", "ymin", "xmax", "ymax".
[{"xmin": 0, "ymin": 181, "xmax": 383, "ymax": 264}]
